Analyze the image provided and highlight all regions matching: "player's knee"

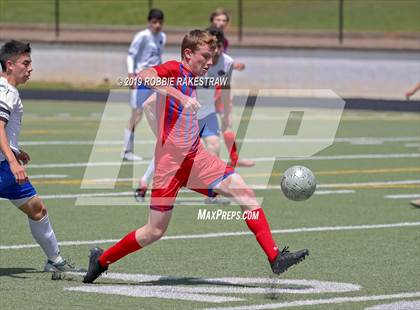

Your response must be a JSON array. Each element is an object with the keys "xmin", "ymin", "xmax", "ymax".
[
  {"xmin": 206, "ymin": 138, "xmax": 220, "ymax": 155},
  {"xmin": 149, "ymin": 226, "xmax": 166, "ymax": 241},
  {"xmin": 133, "ymin": 108, "xmax": 143, "ymax": 117},
  {"xmin": 221, "ymin": 174, "xmax": 255, "ymax": 197},
  {"xmin": 27, "ymin": 198, "xmax": 47, "ymax": 221}
]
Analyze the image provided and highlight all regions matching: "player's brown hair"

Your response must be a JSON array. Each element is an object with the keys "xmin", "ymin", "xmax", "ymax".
[
  {"xmin": 181, "ymin": 30, "xmax": 216, "ymax": 59},
  {"xmin": 209, "ymin": 8, "xmax": 230, "ymax": 23}
]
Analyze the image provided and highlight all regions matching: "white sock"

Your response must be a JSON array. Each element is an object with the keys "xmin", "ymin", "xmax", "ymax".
[
  {"xmin": 28, "ymin": 214, "xmax": 62, "ymax": 263},
  {"xmin": 124, "ymin": 128, "xmax": 134, "ymax": 153},
  {"xmin": 142, "ymin": 158, "xmax": 155, "ymax": 185}
]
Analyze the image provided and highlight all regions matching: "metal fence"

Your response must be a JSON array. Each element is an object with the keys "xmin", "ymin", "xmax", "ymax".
[{"xmin": 1, "ymin": 0, "xmax": 417, "ymax": 44}]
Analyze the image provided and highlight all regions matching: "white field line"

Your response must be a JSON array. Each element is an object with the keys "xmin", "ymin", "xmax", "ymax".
[
  {"xmin": 405, "ymin": 143, "xmax": 420, "ymax": 148},
  {"xmin": 4, "ymin": 189, "xmax": 352, "ymax": 200},
  {"xmin": 29, "ymin": 174, "xmax": 68, "ymax": 179},
  {"xmin": 203, "ymin": 292, "xmax": 420, "ymax": 310},
  {"xmin": 365, "ymin": 300, "xmax": 420, "ymax": 310},
  {"xmin": 316, "ymin": 180, "xmax": 420, "ymax": 188},
  {"xmin": 385, "ymin": 194, "xmax": 420, "ymax": 199},
  {"xmin": 251, "ymin": 180, "xmax": 420, "ymax": 190},
  {"xmin": 24, "ymin": 153, "xmax": 420, "ymax": 169},
  {"xmin": 19, "ymin": 136, "xmax": 420, "ymax": 146},
  {"xmin": 1, "ymin": 180, "xmax": 415, "ymax": 202},
  {"xmin": 1, "ymin": 222, "xmax": 419, "ymax": 250}
]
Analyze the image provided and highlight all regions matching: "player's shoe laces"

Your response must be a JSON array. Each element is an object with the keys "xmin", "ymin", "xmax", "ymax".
[
  {"xmin": 270, "ymin": 246, "xmax": 309, "ymax": 275},
  {"xmin": 83, "ymin": 247, "xmax": 108, "ymax": 283},
  {"xmin": 204, "ymin": 196, "xmax": 231, "ymax": 205},
  {"xmin": 122, "ymin": 151, "xmax": 143, "ymax": 161},
  {"xmin": 44, "ymin": 258, "xmax": 86, "ymax": 272}
]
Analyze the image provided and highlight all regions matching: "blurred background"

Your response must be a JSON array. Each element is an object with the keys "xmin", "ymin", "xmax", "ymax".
[{"xmin": 0, "ymin": 0, "xmax": 419, "ymax": 102}]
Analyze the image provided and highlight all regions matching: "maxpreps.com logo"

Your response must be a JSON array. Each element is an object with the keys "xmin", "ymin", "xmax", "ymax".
[{"xmin": 197, "ymin": 209, "xmax": 259, "ymax": 221}]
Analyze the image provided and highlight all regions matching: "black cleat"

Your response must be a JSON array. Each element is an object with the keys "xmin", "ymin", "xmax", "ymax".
[
  {"xmin": 270, "ymin": 246, "xmax": 309, "ymax": 275},
  {"xmin": 83, "ymin": 247, "xmax": 108, "ymax": 283}
]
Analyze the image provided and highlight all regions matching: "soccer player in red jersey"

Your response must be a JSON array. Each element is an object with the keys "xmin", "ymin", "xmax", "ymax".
[{"xmin": 83, "ymin": 30, "xmax": 308, "ymax": 283}]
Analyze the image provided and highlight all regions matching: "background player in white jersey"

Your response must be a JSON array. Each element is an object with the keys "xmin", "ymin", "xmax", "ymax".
[
  {"xmin": 123, "ymin": 8, "xmax": 166, "ymax": 161},
  {"xmin": 134, "ymin": 27, "xmax": 254, "ymax": 202},
  {"xmin": 0, "ymin": 40, "xmax": 84, "ymax": 272},
  {"xmin": 209, "ymin": 8, "xmax": 245, "ymax": 71}
]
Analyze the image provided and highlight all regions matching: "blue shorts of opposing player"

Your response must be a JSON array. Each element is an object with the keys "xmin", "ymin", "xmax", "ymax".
[
  {"xmin": 130, "ymin": 84, "xmax": 154, "ymax": 109},
  {"xmin": 198, "ymin": 112, "xmax": 220, "ymax": 138},
  {"xmin": 0, "ymin": 160, "xmax": 37, "ymax": 207}
]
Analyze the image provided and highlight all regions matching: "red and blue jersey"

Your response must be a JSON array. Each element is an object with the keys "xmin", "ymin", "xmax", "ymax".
[{"xmin": 153, "ymin": 60, "xmax": 200, "ymax": 152}]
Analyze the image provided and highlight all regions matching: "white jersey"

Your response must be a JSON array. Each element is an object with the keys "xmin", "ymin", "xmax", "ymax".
[
  {"xmin": 127, "ymin": 28, "xmax": 166, "ymax": 74},
  {"xmin": 197, "ymin": 53, "xmax": 234, "ymax": 120},
  {"xmin": 0, "ymin": 77, "xmax": 22, "ymax": 162}
]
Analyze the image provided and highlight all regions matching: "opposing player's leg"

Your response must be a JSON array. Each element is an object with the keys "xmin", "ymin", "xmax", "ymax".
[
  {"xmin": 199, "ymin": 112, "xmax": 221, "ymax": 157},
  {"xmin": 123, "ymin": 107, "xmax": 143, "ymax": 161},
  {"xmin": 214, "ymin": 173, "xmax": 309, "ymax": 274},
  {"xmin": 1, "ymin": 160, "xmax": 83, "ymax": 272},
  {"xmin": 134, "ymin": 92, "xmax": 158, "ymax": 201},
  {"xmin": 135, "ymin": 157, "xmax": 155, "ymax": 202},
  {"xmin": 18, "ymin": 196, "xmax": 85, "ymax": 272},
  {"xmin": 123, "ymin": 87, "xmax": 154, "ymax": 161},
  {"xmin": 222, "ymin": 130, "xmax": 255, "ymax": 167},
  {"xmin": 203, "ymin": 136, "xmax": 221, "ymax": 157}
]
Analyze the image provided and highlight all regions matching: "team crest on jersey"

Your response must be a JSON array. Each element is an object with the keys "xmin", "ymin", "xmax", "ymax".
[{"xmin": 218, "ymin": 70, "xmax": 225, "ymax": 76}]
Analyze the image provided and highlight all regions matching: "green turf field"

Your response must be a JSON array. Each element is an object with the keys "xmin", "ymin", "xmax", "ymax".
[
  {"xmin": 1, "ymin": 0, "xmax": 419, "ymax": 32},
  {"xmin": 0, "ymin": 100, "xmax": 419, "ymax": 309}
]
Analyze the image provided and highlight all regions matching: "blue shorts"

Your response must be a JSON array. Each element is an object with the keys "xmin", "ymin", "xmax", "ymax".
[
  {"xmin": 0, "ymin": 160, "xmax": 37, "ymax": 207},
  {"xmin": 130, "ymin": 85, "xmax": 154, "ymax": 109},
  {"xmin": 198, "ymin": 112, "xmax": 220, "ymax": 138}
]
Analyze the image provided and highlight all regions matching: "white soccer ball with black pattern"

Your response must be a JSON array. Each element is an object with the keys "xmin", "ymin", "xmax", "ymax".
[{"xmin": 280, "ymin": 165, "xmax": 316, "ymax": 201}]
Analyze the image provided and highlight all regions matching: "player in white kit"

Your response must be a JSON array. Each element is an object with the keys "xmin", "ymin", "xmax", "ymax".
[
  {"xmin": 122, "ymin": 8, "xmax": 166, "ymax": 161},
  {"xmin": 0, "ymin": 40, "xmax": 84, "ymax": 272}
]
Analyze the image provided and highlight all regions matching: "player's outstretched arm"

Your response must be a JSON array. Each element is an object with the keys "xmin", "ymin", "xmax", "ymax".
[
  {"xmin": 138, "ymin": 68, "xmax": 201, "ymax": 112},
  {"xmin": 0, "ymin": 121, "xmax": 27, "ymax": 184}
]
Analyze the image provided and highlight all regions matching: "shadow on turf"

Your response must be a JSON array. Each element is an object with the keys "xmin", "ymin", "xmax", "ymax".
[
  {"xmin": 94, "ymin": 274, "xmax": 307, "ymax": 301},
  {"xmin": 0, "ymin": 267, "xmax": 42, "ymax": 279}
]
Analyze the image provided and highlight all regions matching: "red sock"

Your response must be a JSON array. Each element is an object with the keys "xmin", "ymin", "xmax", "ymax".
[
  {"xmin": 223, "ymin": 131, "xmax": 239, "ymax": 167},
  {"xmin": 98, "ymin": 230, "xmax": 141, "ymax": 267},
  {"xmin": 245, "ymin": 208, "xmax": 278, "ymax": 262}
]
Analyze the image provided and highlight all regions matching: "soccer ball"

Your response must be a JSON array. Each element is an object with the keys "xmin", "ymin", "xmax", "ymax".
[{"xmin": 280, "ymin": 165, "xmax": 316, "ymax": 201}]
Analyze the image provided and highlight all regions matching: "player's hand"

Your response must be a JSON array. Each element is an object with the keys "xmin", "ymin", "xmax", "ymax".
[
  {"xmin": 183, "ymin": 97, "xmax": 201, "ymax": 113},
  {"xmin": 405, "ymin": 91, "xmax": 413, "ymax": 100},
  {"xmin": 9, "ymin": 160, "xmax": 28, "ymax": 185},
  {"xmin": 16, "ymin": 150, "xmax": 31, "ymax": 165},
  {"xmin": 233, "ymin": 62, "xmax": 245, "ymax": 71}
]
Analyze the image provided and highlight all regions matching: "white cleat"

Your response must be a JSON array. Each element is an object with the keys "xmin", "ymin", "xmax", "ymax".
[{"xmin": 122, "ymin": 152, "xmax": 143, "ymax": 161}]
